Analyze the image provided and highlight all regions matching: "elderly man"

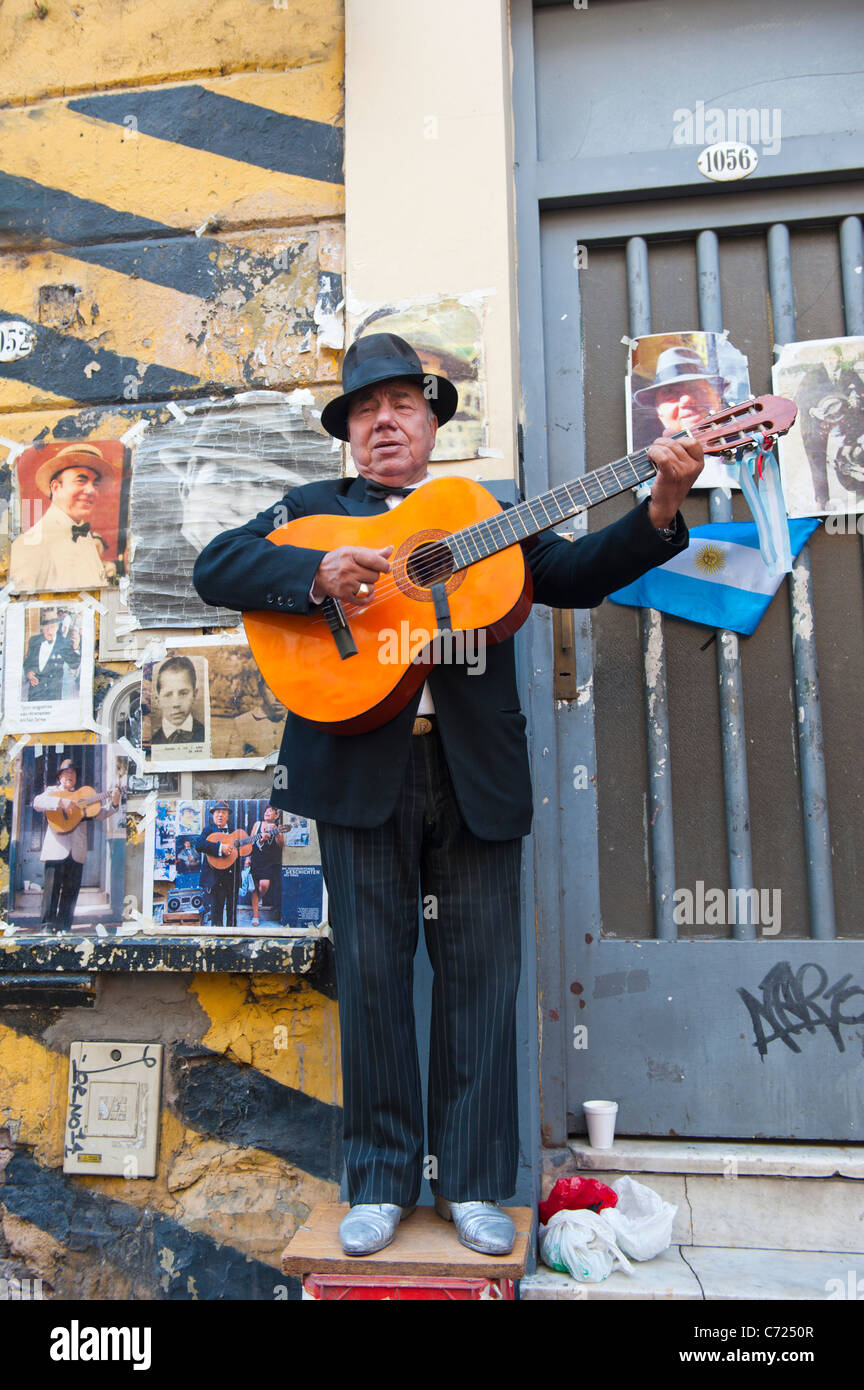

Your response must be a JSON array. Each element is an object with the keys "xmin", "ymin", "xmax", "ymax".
[
  {"xmin": 23, "ymin": 608, "xmax": 80, "ymax": 702},
  {"xmin": 194, "ymin": 801, "xmax": 246, "ymax": 930},
  {"xmin": 193, "ymin": 333, "xmax": 703, "ymax": 1258},
  {"xmin": 633, "ymin": 346, "xmax": 729, "ymax": 446},
  {"xmin": 10, "ymin": 443, "xmax": 117, "ymax": 592}
]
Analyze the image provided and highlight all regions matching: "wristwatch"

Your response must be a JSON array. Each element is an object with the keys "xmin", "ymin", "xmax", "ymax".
[{"xmin": 654, "ymin": 516, "xmax": 679, "ymax": 541}]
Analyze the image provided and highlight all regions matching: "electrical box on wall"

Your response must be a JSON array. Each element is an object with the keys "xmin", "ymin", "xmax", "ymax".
[{"xmin": 63, "ymin": 1042, "xmax": 163, "ymax": 1177}]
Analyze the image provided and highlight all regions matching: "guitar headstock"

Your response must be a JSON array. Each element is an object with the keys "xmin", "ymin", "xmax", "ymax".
[{"xmin": 689, "ymin": 394, "xmax": 798, "ymax": 458}]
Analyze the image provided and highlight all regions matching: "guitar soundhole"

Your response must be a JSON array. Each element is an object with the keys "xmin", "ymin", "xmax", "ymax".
[
  {"xmin": 393, "ymin": 528, "xmax": 466, "ymax": 602},
  {"xmin": 406, "ymin": 541, "xmax": 454, "ymax": 591}
]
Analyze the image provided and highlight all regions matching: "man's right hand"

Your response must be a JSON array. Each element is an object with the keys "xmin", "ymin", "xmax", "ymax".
[
  {"xmin": 312, "ymin": 546, "xmax": 393, "ymax": 605},
  {"xmin": 27, "ymin": 672, "xmax": 38, "ymax": 687}
]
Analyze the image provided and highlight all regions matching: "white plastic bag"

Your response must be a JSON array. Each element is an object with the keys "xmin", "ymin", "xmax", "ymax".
[
  {"xmin": 603, "ymin": 1175, "xmax": 677, "ymax": 1261},
  {"xmin": 539, "ymin": 1209, "xmax": 633, "ymax": 1283}
]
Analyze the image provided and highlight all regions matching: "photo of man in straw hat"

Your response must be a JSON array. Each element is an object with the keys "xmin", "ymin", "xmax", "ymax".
[{"xmin": 9, "ymin": 442, "xmax": 122, "ymax": 592}]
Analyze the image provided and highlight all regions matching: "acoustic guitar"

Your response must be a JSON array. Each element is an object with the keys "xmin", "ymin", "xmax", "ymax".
[
  {"xmin": 244, "ymin": 396, "xmax": 798, "ymax": 734},
  {"xmin": 204, "ymin": 823, "xmax": 281, "ymax": 870},
  {"xmin": 204, "ymin": 829, "xmax": 254, "ymax": 871},
  {"xmin": 45, "ymin": 788, "xmax": 117, "ymax": 832}
]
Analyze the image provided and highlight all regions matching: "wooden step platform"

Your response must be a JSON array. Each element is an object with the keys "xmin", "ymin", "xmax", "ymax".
[{"xmin": 282, "ymin": 1203, "xmax": 533, "ymax": 1281}]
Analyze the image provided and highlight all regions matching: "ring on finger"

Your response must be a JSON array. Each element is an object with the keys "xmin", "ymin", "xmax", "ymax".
[{"xmin": 356, "ymin": 582, "xmax": 370, "ymax": 597}]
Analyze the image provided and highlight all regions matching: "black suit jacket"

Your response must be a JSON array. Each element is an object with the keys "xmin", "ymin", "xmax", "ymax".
[
  {"xmin": 24, "ymin": 632, "xmax": 80, "ymax": 702},
  {"xmin": 193, "ymin": 476, "xmax": 687, "ymax": 839},
  {"xmin": 194, "ymin": 823, "xmax": 242, "ymax": 889},
  {"xmin": 151, "ymin": 718, "xmax": 206, "ymax": 745}
]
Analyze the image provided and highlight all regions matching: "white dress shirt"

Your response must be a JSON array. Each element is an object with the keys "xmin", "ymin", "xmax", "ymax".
[{"xmin": 10, "ymin": 503, "xmax": 108, "ymax": 592}]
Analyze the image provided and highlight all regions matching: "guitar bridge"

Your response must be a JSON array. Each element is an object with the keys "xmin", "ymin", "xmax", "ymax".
[{"xmin": 323, "ymin": 597, "xmax": 358, "ymax": 660}]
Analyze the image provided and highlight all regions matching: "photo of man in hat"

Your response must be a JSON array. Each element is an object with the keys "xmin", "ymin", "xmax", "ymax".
[
  {"xmin": 22, "ymin": 607, "xmax": 81, "ymax": 703},
  {"xmin": 193, "ymin": 331, "xmax": 703, "ymax": 1258},
  {"xmin": 31, "ymin": 758, "xmax": 121, "ymax": 932},
  {"xmin": 193, "ymin": 800, "xmax": 247, "ymax": 929},
  {"xmin": 9, "ymin": 443, "xmax": 121, "ymax": 592},
  {"xmin": 631, "ymin": 345, "xmax": 730, "ymax": 448}
]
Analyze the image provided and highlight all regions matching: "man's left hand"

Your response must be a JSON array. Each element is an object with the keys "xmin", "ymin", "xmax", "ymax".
[{"xmin": 646, "ymin": 436, "xmax": 704, "ymax": 530}]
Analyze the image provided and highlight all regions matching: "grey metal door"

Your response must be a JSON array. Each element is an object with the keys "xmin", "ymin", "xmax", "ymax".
[{"xmin": 513, "ymin": 0, "xmax": 864, "ymax": 1141}]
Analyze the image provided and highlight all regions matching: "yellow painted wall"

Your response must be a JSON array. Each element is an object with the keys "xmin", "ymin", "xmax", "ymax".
[{"xmin": 0, "ymin": 0, "xmax": 346, "ymax": 1301}]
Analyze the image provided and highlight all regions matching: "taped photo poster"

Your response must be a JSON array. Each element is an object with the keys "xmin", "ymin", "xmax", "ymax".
[
  {"xmin": 772, "ymin": 336, "xmax": 864, "ymax": 517},
  {"xmin": 142, "ymin": 652, "xmax": 211, "ymax": 764},
  {"xmin": 6, "ymin": 742, "xmax": 128, "ymax": 934},
  {"xmin": 9, "ymin": 439, "xmax": 129, "ymax": 594},
  {"xmin": 140, "ymin": 640, "xmax": 286, "ymax": 770},
  {"xmin": 144, "ymin": 797, "xmax": 321, "ymax": 934},
  {"xmin": 4, "ymin": 602, "xmax": 95, "ymax": 734},
  {"xmin": 627, "ymin": 331, "xmax": 752, "ymax": 490}
]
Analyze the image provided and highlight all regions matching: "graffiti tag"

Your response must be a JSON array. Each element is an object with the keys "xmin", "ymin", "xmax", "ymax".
[
  {"xmin": 738, "ymin": 961, "xmax": 864, "ymax": 1059},
  {"xmin": 63, "ymin": 1045, "xmax": 157, "ymax": 1157}
]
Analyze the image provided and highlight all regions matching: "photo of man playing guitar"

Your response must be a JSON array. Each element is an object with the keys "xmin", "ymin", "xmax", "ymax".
[{"xmin": 32, "ymin": 758, "xmax": 122, "ymax": 933}]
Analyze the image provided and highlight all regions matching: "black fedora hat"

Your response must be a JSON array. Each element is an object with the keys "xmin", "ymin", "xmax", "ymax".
[{"xmin": 320, "ymin": 333, "xmax": 459, "ymax": 442}]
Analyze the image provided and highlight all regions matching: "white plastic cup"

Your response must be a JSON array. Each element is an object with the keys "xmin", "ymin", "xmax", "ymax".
[{"xmin": 583, "ymin": 1100, "xmax": 618, "ymax": 1150}]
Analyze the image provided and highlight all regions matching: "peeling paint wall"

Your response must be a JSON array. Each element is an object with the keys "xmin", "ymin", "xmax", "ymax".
[{"xmin": 0, "ymin": 0, "xmax": 345, "ymax": 1301}]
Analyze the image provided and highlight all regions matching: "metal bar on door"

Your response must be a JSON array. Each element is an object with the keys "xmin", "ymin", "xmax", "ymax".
[
  {"xmin": 767, "ymin": 223, "xmax": 837, "ymax": 940},
  {"xmin": 696, "ymin": 229, "xmax": 756, "ymax": 940},
  {"xmin": 626, "ymin": 236, "xmax": 678, "ymax": 940}
]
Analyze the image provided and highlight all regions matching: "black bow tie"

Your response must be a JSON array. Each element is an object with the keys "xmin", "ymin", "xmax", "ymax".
[
  {"xmin": 71, "ymin": 522, "xmax": 90, "ymax": 541},
  {"xmin": 363, "ymin": 481, "xmax": 414, "ymax": 501},
  {"xmin": 167, "ymin": 729, "xmax": 188, "ymax": 743}
]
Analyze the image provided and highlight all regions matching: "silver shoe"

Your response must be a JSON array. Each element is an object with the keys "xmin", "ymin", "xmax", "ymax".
[
  {"xmin": 338, "ymin": 1203, "xmax": 415, "ymax": 1256},
  {"xmin": 435, "ymin": 1196, "xmax": 515, "ymax": 1255}
]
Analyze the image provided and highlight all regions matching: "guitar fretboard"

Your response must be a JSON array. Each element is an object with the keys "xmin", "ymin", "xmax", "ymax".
[{"xmin": 445, "ymin": 448, "xmax": 658, "ymax": 569}]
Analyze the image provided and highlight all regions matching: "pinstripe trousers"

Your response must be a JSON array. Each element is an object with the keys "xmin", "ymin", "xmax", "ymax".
[{"xmin": 317, "ymin": 726, "xmax": 522, "ymax": 1206}]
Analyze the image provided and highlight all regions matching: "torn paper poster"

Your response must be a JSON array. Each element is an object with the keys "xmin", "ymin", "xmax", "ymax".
[
  {"xmin": 128, "ymin": 391, "xmax": 341, "ymax": 627},
  {"xmin": 773, "ymin": 336, "xmax": 864, "ymax": 517},
  {"xmin": 350, "ymin": 297, "xmax": 487, "ymax": 462},
  {"xmin": 628, "ymin": 331, "xmax": 752, "ymax": 489}
]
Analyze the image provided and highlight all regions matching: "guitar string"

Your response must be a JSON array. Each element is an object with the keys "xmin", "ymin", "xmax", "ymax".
[
  {"xmin": 251, "ymin": 405, "xmax": 773, "ymax": 663},
  {"xmin": 292, "ymin": 452, "xmax": 658, "ymax": 634},
  {"xmin": 282, "ymin": 416, "xmax": 776, "ymax": 637}
]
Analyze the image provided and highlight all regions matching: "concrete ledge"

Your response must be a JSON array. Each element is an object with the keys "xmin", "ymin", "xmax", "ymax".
[
  {"xmin": 549, "ymin": 1138, "xmax": 864, "ymax": 1179},
  {"xmin": 0, "ymin": 931, "xmax": 332, "ymax": 982},
  {"xmin": 521, "ymin": 1247, "xmax": 864, "ymax": 1300}
]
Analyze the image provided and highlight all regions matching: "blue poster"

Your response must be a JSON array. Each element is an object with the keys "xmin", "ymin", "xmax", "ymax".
[{"xmin": 281, "ymin": 866, "xmax": 324, "ymax": 927}]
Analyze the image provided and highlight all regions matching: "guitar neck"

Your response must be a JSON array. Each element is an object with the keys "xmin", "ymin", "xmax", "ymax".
[{"xmin": 447, "ymin": 446, "xmax": 659, "ymax": 569}]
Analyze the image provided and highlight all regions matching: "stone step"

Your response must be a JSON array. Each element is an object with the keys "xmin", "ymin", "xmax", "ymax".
[
  {"xmin": 552, "ymin": 1139, "xmax": 864, "ymax": 1179},
  {"xmin": 520, "ymin": 1247, "xmax": 864, "ymax": 1301},
  {"xmin": 542, "ymin": 1140, "xmax": 864, "ymax": 1253}
]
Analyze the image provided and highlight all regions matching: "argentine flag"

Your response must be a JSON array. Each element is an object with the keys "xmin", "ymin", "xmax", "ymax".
[{"xmin": 607, "ymin": 519, "xmax": 821, "ymax": 636}]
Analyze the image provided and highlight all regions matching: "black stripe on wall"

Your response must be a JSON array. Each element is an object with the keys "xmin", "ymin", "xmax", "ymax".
[
  {"xmin": 69, "ymin": 86, "xmax": 344, "ymax": 184},
  {"xmin": 172, "ymin": 1046, "xmax": 342, "ymax": 1183},
  {"xmin": 0, "ymin": 312, "xmax": 201, "ymax": 402},
  {"xmin": 3, "ymin": 1151, "xmax": 296, "ymax": 1300}
]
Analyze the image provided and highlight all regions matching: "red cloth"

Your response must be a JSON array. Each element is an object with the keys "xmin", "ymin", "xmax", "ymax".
[{"xmin": 539, "ymin": 1176, "xmax": 618, "ymax": 1225}]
